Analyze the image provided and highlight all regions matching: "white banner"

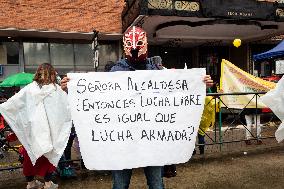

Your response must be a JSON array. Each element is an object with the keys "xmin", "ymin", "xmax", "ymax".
[
  {"xmin": 261, "ymin": 76, "xmax": 284, "ymax": 142},
  {"xmin": 67, "ymin": 69, "xmax": 206, "ymax": 170}
]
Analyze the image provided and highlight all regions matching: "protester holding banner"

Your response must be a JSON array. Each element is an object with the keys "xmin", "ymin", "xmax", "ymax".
[
  {"xmin": 60, "ymin": 26, "xmax": 213, "ymax": 189},
  {"xmin": 109, "ymin": 26, "xmax": 213, "ymax": 189},
  {"xmin": 108, "ymin": 26, "xmax": 165, "ymax": 189},
  {"xmin": 0, "ymin": 63, "xmax": 72, "ymax": 189}
]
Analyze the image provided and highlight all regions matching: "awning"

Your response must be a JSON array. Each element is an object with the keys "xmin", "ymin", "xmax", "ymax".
[
  {"xmin": 0, "ymin": 28, "xmax": 122, "ymax": 41},
  {"xmin": 123, "ymin": 0, "xmax": 284, "ymax": 46},
  {"xmin": 253, "ymin": 40, "xmax": 284, "ymax": 61}
]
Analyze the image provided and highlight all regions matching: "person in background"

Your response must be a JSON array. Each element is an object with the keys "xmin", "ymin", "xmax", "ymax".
[
  {"xmin": 151, "ymin": 56, "xmax": 176, "ymax": 178},
  {"xmin": 60, "ymin": 72, "xmax": 82, "ymax": 175},
  {"xmin": 58, "ymin": 125, "xmax": 77, "ymax": 178},
  {"xmin": 194, "ymin": 95, "xmax": 216, "ymax": 155},
  {"xmin": 23, "ymin": 64, "xmax": 60, "ymax": 189},
  {"xmin": 104, "ymin": 61, "xmax": 116, "ymax": 72},
  {"xmin": 0, "ymin": 63, "xmax": 72, "ymax": 189},
  {"xmin": 241, "ymin": 108, "xmax": 263, "ymax": 145}
]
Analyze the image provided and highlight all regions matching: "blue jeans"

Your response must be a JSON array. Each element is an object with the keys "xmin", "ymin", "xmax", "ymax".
[
  {"xmin": 198, "ymin": 133, "xmax": 205, "ymax": 154},
  {"xmin": 112, "ymin": 166, "xmax": 164, "ymax": 189}
]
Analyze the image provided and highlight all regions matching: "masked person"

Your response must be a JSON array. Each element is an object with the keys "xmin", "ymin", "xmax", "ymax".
[
  {"xmin": 60, "ymin": 26, "xmax": 213, "ymax": 189},
  {"xmin": 110, "ymin": 26, "xmax": 157, "ymax": 71},
  {"xmin": 110, "ymin": 26, "xmax": 213, "ymax": 189},
  {"xmin": 109, "ymin": 26, "xmax": 164, "ymax": 189}
]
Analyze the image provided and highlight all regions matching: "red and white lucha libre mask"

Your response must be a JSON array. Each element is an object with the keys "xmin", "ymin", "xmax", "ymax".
[{"xmin": 123, "ymin": 26, "xmax": 148, "ymax": 63}]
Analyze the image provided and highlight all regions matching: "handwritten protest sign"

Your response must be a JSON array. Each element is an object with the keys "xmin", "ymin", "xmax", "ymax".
[{"xmin": 67, "ymin": 68, "xmax": 206, "ymax": 170}]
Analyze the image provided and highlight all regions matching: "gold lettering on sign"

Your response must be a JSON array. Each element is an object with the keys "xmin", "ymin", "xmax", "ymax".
[
  {"xmin": 175, "ymin": 1, "xmax": 200, "ymax": 11},
  {"xmin": 227, "ymin": 11, "xmax": 253, "ymax": 17},
  {"xmin": 148, "ymin": 0, "xmax": 173, "ymax": 10},
  {"xmin": 276, "ymin": 9, "xmax": 284, "ymax": 17}
]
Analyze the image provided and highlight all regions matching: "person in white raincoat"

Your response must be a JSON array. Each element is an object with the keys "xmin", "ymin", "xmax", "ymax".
[
  {"xmin": 261, "ymin": 76, "xmax": 284, "ymax": 143},
  {"xmin": 0, "ymin": 63, "xmax": 72, "ymax": 189}
]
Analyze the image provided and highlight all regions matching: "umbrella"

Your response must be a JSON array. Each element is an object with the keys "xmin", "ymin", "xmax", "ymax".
[{"xmin": 0, "ymin": 72, "xmax": 34, "ymax": 87}]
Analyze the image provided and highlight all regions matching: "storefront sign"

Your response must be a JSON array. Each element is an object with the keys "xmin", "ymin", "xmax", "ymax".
[
  {"xmin": 148, "ymin": 0, "xmax": 200, "ymax": 12},
  {"xmin": 201, "ymin": 0, "xmax": 276, "ymax": 20},
  {"xmin": 227, "ymin": 11, "xmax": 253, "ymax": 17}
]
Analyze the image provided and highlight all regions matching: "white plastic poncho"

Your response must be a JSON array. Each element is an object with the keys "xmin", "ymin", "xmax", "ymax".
[
  {"xmin": 261, "ymin": 76, "xmax": 284, "ymax": 142},
  {"xmin": 0, "ymin": 81, "xmax": 72, "ymax": 166}
]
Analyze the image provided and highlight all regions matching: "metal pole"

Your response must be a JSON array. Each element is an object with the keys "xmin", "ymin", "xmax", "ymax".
[
  {"xmin": 255, "ymin": 94, "xmax": 259, "ymax": 142},
  {"xmin": 219, "ymin": 97, "xmax": 222, "ymax": 151},
  {"xmin": 92, "ymin": 30, "xmax": 99, "ymax": 71}
]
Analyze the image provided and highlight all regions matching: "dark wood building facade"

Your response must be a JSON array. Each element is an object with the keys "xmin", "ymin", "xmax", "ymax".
[
  {"xmin": 1, "ymin": 0, "xmax": 284, "ymax": 83},
  {"xmin": 123, "ymin": 0, "xmax": 284, "ymax": 83}
]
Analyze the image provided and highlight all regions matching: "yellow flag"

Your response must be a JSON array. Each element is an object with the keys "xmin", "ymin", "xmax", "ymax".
[{"xmin": 220, "ymin": 59, "xmax": 276, "ymax": 109}]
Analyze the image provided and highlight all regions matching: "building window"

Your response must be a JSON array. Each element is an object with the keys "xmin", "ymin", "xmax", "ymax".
[
  {"xmin": 97, "ymin": 42, "xmax": 119, "ymax": 71},
  {"xmin": 199, "ymin": 46, "xmax": 229, "ymax": 83},
  {"xmin": 24, "ymin": 42, "xmax": 49, "ymax": 66},
  {"xmin": 50, "ymin": 43, "xmax": 74, "ymax": 67},
  {"xmin": 74, "ymin": 44, "xmax": 93, "ymax": 66},
  {"xmin": 23, "ymin": 41, "xmax": 119, "ymax": 73},
  {"xmin": 0, "ymin": 42, "xmax": 19, "ymax": 65},
  {"xmin": 74, "ymin": 43, "xmax": 94, "ymax": 71}
]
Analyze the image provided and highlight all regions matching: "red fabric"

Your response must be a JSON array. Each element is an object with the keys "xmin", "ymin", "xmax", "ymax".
[
  {"xmin": 262, "ymin": 108, "xmax": 272, "ymax": 113},
  {"xmin": 6, "ymin": 132, "xmax": 17, "ymax": 142},
  {"xmin": 123, "ymin": 26, "xmax": 148, "ymax": 63},
  {"xmin": 0, "ymin": 115, "xmax": 5, "ymax": 129},
  {"xmin": 20, "ymin": 147, "xmax": 56, "ymax": 177}
]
